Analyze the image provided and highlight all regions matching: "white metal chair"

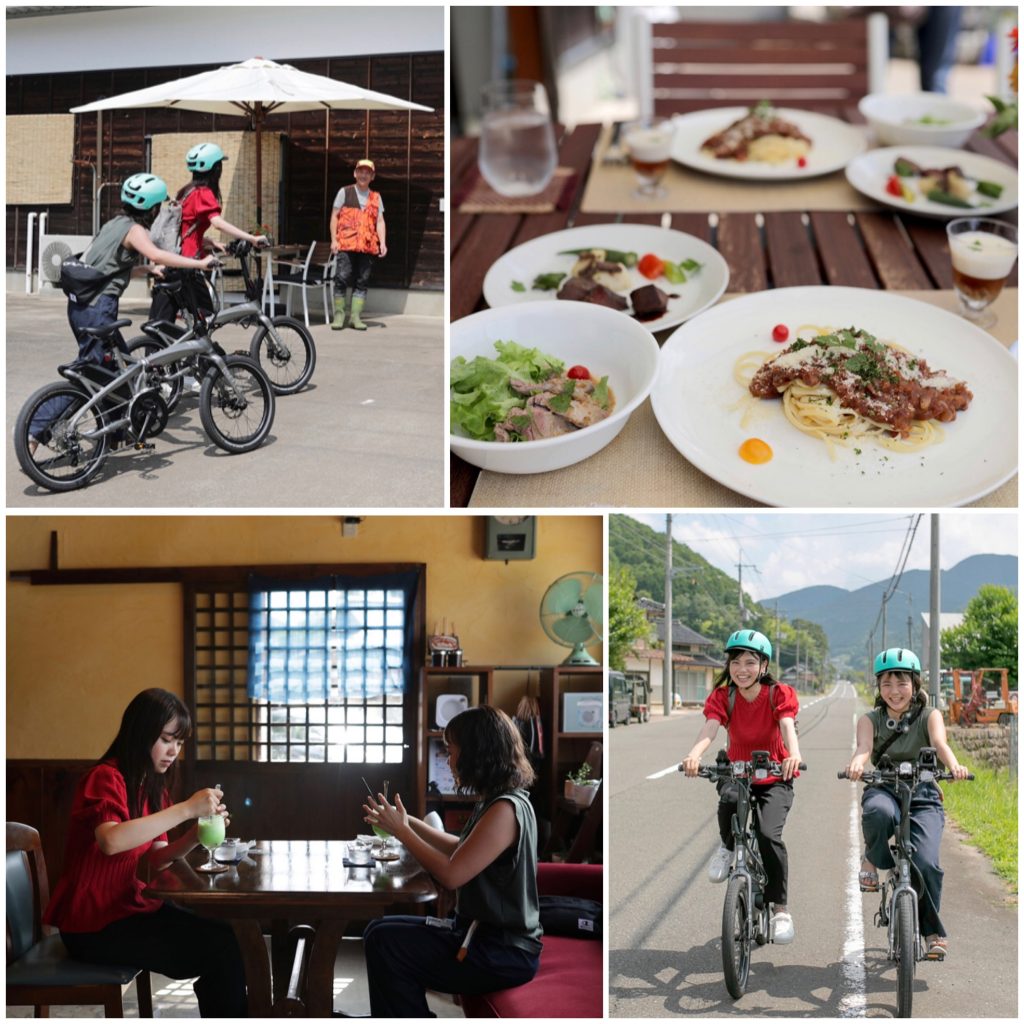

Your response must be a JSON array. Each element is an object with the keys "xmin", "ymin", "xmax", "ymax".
[{"xmin": 268, "ymin": 241, "xmax": 336, "ymax": 327}]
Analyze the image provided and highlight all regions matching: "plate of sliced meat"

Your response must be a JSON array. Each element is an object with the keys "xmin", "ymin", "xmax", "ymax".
[
  {"xmin": 481, "ymin": 223, "xmax": 729, "ymax": 333},
  {"xmin": 670, "ymin": 104, "xmax": 867, "ymax": 180}
]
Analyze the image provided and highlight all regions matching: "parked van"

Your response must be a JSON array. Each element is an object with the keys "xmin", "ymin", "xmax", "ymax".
[{"xmin": 608, "ymin": 671, "xmax": 631, "ymax": 727}]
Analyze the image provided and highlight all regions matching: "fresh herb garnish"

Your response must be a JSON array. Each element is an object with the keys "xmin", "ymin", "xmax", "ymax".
[
  {"xmin": 547, "ymin": 378, "xmax": 577, "ymax": 414},
  {"xmin": 593, "ymin": 375, "xmax": 610, "ymax": 409},
  {"xmin": 532, "ymin": 271, "xmax": 567, "ymax": 291},
  {"xmin": 511, "ymin": 280, "xmax": 526, "ymax": 293}
]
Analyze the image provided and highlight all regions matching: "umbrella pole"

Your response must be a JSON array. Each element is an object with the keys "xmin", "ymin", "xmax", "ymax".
[{"xmin": 254, "ymin": 110, "xmax": 263, "ymax": 229}]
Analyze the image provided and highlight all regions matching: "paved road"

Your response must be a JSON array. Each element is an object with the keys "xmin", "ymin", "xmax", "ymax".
[
  {"xmin": 6, "ymin": 295, "xmax": 444, "ymax": 507},
  {"xmin": 609, "ymin": 684, "xmax": 1017, "ymax": 1017}
]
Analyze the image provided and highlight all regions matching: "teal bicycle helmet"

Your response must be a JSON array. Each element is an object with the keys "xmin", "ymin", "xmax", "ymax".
[
  {"xmin": 874, "ymin": 648, "xmax": 921, "ymax": 676},
  {"xmin": 725, "ymin": 629, "xmax": 772, "ymax": 660},
  {"xmin": 121, "ymin": 173, "xmax": 168, "ymax": 210},
  {"xmin": 186, "ymin": 142, "xmax": 227, "ymax": 173}
]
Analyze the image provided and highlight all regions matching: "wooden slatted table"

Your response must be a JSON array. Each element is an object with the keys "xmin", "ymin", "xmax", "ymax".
[{"xmin": 450, "ymin": 114, "xmax": 1017, "ymax": 507}]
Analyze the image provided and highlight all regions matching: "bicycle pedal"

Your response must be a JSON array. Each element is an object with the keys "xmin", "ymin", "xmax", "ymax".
[{"xmin": 133, "ymin": 441, "xmax": 156, "ymax": 451}]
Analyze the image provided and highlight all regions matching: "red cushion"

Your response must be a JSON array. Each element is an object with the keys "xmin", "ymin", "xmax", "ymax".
[{"xmin": 459, "ymin": 935, "xmax": 602, "ymax": 1018}]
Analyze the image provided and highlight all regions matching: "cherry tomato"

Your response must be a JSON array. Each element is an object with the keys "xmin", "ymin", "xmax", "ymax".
[
  {"xmin": 637, "ymin": 253, "xmax": 665, "ymax": 280},
  {"xmin": 772, "ymin": 324, "xmax": 789, "ymax": 342},
  {"xmin": 797, "ymin": 156, "xmax": 808, "ymax": 168},
  {"xmin": 885, "ymin": 175, "xmax": 904, "ymax": 198},
  {"xmin": 567, "ymin": 365, "xmax": 591, "ymax": 380}
]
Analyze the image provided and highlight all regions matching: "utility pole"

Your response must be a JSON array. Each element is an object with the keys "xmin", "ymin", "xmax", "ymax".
[
  {"xmin": 774, "ymin": 600, "xmax": 782, "ymax": 680},
  {"xmin": 736, "ymin": 546, "xmax": 758, "ymax": 623},
  {"xmin": 928, "ymin": 514, "xmax": 941, "ymax": 707},
  {"xmin": 664, "ymin": 514, "xmax": 673, "ymax": 716}
]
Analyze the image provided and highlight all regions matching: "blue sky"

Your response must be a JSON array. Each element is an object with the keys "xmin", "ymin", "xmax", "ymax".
[{"xmin": 621, "ymin": 513, "xmax": 1018, "ymax": 601}]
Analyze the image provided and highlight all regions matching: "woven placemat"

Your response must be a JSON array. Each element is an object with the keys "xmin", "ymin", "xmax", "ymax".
[
  {"xmin": 456, "ymin": 166, "xmax": 577, "ymax": 215},
  {"xmin": 467, "ymin": 289, "xmax": 1017, "ymax": 509}
]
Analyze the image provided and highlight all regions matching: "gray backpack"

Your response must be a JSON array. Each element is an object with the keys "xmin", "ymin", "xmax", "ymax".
[{"xmin": 149, "ymin": 186, "xmax": 199, "ymax": 254}]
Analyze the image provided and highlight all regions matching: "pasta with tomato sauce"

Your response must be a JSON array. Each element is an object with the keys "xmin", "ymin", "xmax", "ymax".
[{"xmin": 733, "ymin": 326, "xmax": 973, "ymax": 457}]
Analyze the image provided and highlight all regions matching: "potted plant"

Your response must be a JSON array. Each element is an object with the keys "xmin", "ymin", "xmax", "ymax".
[{"xmin": 564, "ymin": 763, "xmax": 600, "ymax": 807}]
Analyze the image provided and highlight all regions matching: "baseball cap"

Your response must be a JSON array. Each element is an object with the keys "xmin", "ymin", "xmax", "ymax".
[{"xmin": 355, "ymin": 159, "xmax": 376, "ymax": 171}]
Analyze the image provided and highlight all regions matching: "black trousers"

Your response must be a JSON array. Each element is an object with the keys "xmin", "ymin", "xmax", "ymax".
[
  {"xmin": 61, "ymin": 903, "xmax": 248, "ymax": 1018},
  {"xmin": 717, "ymin": 779, "xmax": 794, "ymax": 905},
  {"xmin": 334, "ymin": 251, "xmax": 374, "ymax": 299},
  {"xmin": 363, "ymin": 915, "xmax": 539, "ymax": 1018}
]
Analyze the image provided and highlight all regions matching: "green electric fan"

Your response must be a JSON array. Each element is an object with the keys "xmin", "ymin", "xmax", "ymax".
[{"xmin": 539, "ymin": 572, "xmax": 604, "ymax": 666}]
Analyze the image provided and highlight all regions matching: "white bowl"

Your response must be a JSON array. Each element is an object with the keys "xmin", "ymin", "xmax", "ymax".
[
  {"xmin": 858, "ymin": 92, "xmax": 986, "ymax": 149},
  {"xmin": 450, "ymin": 302, "xmax": 661, "ymax": 475}
]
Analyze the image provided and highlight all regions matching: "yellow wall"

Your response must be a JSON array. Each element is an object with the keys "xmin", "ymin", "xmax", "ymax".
[{"xmin": 6, "ymin": 515, "xmax": 604, "ymax": 758}]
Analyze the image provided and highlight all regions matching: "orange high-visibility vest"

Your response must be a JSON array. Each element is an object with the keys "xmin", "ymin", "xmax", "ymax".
[{"xmin": 334, "ymin": 187, "xmax": 381, "ymax": 254}]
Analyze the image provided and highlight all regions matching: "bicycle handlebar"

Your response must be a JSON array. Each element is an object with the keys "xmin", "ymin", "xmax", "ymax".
[
  {"xmin": 679, "ymin": 758, "xmax": 807, "ymax": 780},
  {"xmin": 837, "ymin": 766, "xmax": 974, "ymax": 783}
]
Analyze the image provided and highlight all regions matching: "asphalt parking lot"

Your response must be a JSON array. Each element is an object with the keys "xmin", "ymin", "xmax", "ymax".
[{"xmin": 6, "ymin": 294, "xmax": 444, "ymax": 508}]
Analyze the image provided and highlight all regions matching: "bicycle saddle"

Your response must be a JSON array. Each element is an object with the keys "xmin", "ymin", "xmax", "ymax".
[{"xmin": 79, "ymin": 318, "xmax": 131, "ymax": 338}]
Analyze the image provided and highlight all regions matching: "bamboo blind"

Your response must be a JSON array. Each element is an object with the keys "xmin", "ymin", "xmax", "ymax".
[
  {"xmin": 151, "ymin": 131, "xmax": 282, "ymax": 238},
  {"xmin": 6, "ymin": 115, "xmax": 75, "ymax": 204}
]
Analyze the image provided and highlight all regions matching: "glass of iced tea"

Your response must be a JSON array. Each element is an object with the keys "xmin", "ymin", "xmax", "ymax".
[
  {"xmin": 622, "ymin": 117, "xmax": 675, "ymax": 199},
  {"xmin": 946, "ymin": 218, "xmax": 1018, "ymax": 329}
]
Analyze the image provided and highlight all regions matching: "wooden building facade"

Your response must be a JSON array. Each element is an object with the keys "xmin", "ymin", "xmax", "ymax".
[{"xmin": 6, "ymin": 52, "xmax": 444, "ymax": 291}]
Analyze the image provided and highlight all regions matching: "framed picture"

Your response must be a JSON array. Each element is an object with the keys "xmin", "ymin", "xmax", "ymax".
[{"xmin": 428, "ymin": 737, "xmax": 457, "ymax": 794}]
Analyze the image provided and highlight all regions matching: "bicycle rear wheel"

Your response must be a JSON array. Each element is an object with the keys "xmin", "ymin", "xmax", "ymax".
[
  {"xmin": 722, "ymin": 874, "xmax": 751, "ymax": 999},
  {"xmin": 199, "ymin": 355, "xmax": 275, "ymax": 453},
  {"xmin": 894, "ymin": 889, "xmax": 916, "ymax": 1018},
  {"xmin": 14, "ymin": 381, "xmax": 109, "ymax": 491},
  {"xmin": 250, "ymin": 315, "xmax": 316, "ymax": 395}
]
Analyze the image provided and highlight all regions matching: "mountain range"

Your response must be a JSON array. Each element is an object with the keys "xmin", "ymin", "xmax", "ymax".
[{"xmin": 764, "ymin": 553, "xmax": 1018, "ymax": 661}]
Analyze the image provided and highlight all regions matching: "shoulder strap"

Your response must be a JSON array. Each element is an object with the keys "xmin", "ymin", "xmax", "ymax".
[{"xmin": 873, "ymin": 702, "xmax": 926, "ymax": 762}]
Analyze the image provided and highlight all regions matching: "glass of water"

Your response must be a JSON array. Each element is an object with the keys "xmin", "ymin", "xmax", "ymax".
[{"xmin": 478, "ymin": 80, "xmax": 557, "ymax": 197}]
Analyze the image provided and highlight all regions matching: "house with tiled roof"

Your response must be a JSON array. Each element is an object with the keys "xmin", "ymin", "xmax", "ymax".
[{"xmin": 624, "ymin": 598, "xmax": 724, "ymax": 708}]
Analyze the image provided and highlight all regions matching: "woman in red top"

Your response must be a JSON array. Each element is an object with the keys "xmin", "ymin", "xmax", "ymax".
[
  {"xmin": 681, "ymin": 629, "xmax": 803, "ymax": 944},
  {"xmin": 149, "ymin": 142, "xmax": 268, "ymax": 324},
  {"xmin": 44, "ymin": 688, "xmax": 247, "ymax": 1017}
]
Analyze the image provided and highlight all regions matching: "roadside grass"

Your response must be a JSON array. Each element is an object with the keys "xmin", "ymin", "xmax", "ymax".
[{"xmin": 941, "ymin": 740, "xmax": 1017, "ymax": 893}]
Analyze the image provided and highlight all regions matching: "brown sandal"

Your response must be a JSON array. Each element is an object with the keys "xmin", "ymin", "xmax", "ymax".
[{"xmin": 925, "ymin": 935, "xmax": 948, "ymax": 960}]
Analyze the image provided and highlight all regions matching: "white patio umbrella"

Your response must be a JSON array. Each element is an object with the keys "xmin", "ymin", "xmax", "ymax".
[{"xmin": 71, "ymin": 56, "xmax": 434, "ymax": 222}]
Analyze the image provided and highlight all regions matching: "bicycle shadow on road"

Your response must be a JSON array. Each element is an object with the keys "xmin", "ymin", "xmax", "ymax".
[{"xmin": 610, "ymin": 939, "xmax": 855, "ymax": 1017}]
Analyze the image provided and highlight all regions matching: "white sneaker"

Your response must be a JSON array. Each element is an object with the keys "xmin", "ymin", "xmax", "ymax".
[
  {"xmin": 187, "ymin": 377, "xmax": 203, "ymax": 393},
  {"xmin": 771, "ymin": 910, "xmax": 795, "ymax": 944},
  {"xmin": 707, "ymin": 843, "xmax": 732, "ymax": 883}
]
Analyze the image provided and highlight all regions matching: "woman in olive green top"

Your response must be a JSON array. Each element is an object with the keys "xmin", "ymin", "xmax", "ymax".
[
  {"xmin": 363, "ymin": 706, "xmax": 541, "ymax": 1017},
  {"xmin": 845, "ymin": 648, "xmax": 970, "ymax": 961}
]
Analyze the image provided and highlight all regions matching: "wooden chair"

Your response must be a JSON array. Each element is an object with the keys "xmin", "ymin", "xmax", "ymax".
[
  {"xmin": 6, "ymin": 822, "xmax": 153, "ymax": 1018},
  {"xmin": 268, "ymin": 241, "xmax": 336, "ymax": 327},
  {"xmin": 629, "ymin": 12, "xmax": 888, "ymax": 117}
]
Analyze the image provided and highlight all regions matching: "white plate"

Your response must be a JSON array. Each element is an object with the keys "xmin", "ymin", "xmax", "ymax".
[
  {"xmin": 670, "ymin": 107, "xmax": 867, "ymax": 180},
  {"xmin": 651, "ymin": 287, "xmax": 1017, "ymax": 507},
  {"xmin": 845, "ymin": 145, "xmax": 1019, "ymax": 219},
  {"xmin": 481, "ymin": 223, "xmax": 728, "ymax": 332}
]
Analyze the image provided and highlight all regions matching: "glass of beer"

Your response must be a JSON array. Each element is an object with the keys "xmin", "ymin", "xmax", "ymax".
[
  {"xmin": 478, "ymin": 80, "xmax": 557, "ymax": 197},
  {"xmin": 622, "ymin": 117, "xmax": 675, "ymax": 199},
  {"xmin": 946, "ymin": 218, "xmax": 1018, "ymax": 329}
]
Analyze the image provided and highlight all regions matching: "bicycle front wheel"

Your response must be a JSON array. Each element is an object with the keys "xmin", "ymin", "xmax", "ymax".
[
  {"xmin": 894, "ymin": 890, "xmax": 916, "ymax": 1018},
  {"xmin": 250, "ymin": 315, "xmax": 316, "ymax": 395},
  {"xmin": 722, "ymin": 874, "xmax": 751, "ymax": 999},
  {"xmin": 199, "ymin": 355, "xmax": 275, "ymax": 453},
  {"xmin": 14, "ymin": 381, "xmax": 109, "ymax": 491}
]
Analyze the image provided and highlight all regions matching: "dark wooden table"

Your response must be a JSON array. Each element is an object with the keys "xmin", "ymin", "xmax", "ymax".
[
  {"xmin": 146, "ymin": 840, "xmax": 436, "ymax": 1017},
  {"xmin": 450, "ymin": 114, "xmax": 1018, "ymax": 506}
]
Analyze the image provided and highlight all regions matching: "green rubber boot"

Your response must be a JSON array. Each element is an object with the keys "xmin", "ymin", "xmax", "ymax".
[
  {"xmin": 349, "ymin": 296, "xmax": 368, "ymax": 331},
  {"xmin": 331, "ymin": 296, "xmax": 348, "ymax": 330}
]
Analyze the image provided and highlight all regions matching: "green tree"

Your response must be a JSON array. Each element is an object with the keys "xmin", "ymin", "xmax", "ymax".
[
  {"xmin": 609, "ymin": 566, "xmax": 652, "ymax": 670},
  {"xmin": 941, "ymin": 585, "xmax": 1018, "ymax": 685}
]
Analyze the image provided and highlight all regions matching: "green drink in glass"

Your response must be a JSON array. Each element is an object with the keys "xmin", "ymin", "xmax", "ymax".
[{"xmin": 197, "ymin": 814, "xmax": 228, "ymax": 872}]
